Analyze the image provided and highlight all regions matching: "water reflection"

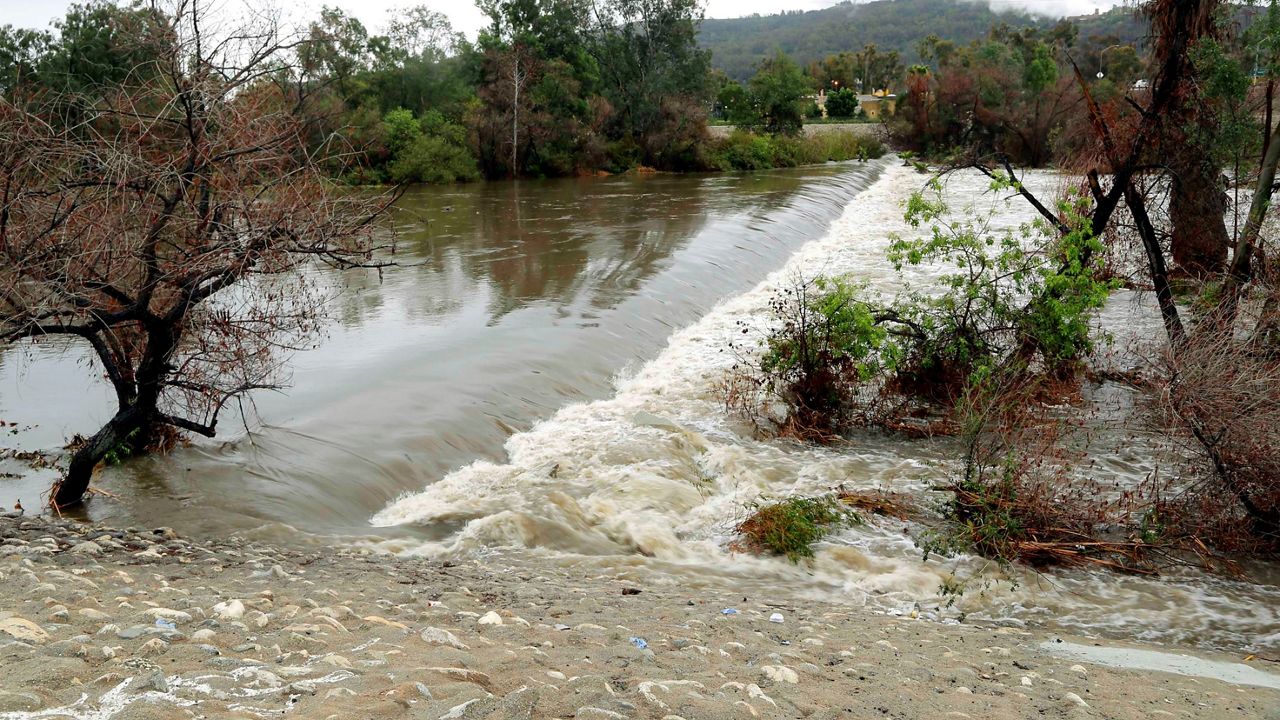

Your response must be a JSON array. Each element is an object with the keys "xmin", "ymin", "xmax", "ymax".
[{"xmin": 0, "ymin": 163, "xmax": 887, "ymax": 537}]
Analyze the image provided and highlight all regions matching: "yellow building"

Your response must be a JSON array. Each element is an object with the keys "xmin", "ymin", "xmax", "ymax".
[{"xmin": 857, "ymin": 89, "xmax": 897, "ymax": 120}]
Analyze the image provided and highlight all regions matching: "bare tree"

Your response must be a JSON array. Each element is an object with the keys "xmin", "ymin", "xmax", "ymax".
[
  {"xmin": 0, "ymin": 0, "xmax": 394, "ymax": 508},
  {"xmin": 472, "ymin": 43, "xmax": 540, "ymax": 179},
  {"xmin": 510, "ymin": 50, "xmax": 527, "ymax": 176}
]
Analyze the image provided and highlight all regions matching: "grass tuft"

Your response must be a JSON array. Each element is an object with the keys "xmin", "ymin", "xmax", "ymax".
[{"xmin": 734, "ymin": 495, "xmax": 862, "ymax": 562}]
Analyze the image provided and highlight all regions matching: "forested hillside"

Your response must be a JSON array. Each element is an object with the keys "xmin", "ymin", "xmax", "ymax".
[{"xmin": 700, "ymin": 0, "xmax": 1147, "ymax": 81}]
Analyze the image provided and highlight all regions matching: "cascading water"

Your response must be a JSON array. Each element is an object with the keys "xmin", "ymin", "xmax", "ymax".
[{"xmin": 372, "ymin": 162, "xmax": 1280, "ymax": 653}]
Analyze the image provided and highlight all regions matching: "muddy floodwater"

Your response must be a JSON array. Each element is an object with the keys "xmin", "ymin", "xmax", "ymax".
[
  {"xmin": 0, "ymin": 165, "xmax": 886, "ymax": 531},
  {"xmin": 2, "ymin": 160, "xmax": 1278, "ymax": 653}
]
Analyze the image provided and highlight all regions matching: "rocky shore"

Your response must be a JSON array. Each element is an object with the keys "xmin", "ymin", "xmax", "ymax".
[{"xmin": 0, "ymin": 514, "xmax": 1277, "ymax": 720}]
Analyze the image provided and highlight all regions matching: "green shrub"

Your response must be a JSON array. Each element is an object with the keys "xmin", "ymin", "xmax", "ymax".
[
  {"xmin": 735, "ymin": 495, "xmax": 862, "ymax": 562},
  {"xmin": 709, "ymin": 130, "xmax": 774, "ymax": 171},
  {"xmin": 726, "ymin": 275, "xmax": 887, "ymax": 439},
  {"xmin": 884, "ymin": 177, "xmax": 1114, "ymax": 400},
  {"xmin": 381, "ymin": 107, "xmax": 421, "ymax": 156},
  {"xmin": 825, "ymin": 88, "xmax": 859, "ymax": 119},
  {"xmin": 386, "ymin": 110, "xmax": 479, "ymax": 184},
  {"xmin": 705, "ymin": 130, "xmax": 885, "ymax": 172},
  {"xmin": 606, "ymin": 135, "xmax": 644, "ymax": 172},
  {"xmin": 389, "ymin": 135, "xmax": 479, "ymax": 184},
  {"xmin": 723, "ymin": 173, "xmax": 1112, "ymax": 437}
]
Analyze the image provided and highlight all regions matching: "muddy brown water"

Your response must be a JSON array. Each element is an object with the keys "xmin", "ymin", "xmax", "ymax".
[{"xmin": 0, "ymin": 163, "xmax": 885, "ymax": 537}]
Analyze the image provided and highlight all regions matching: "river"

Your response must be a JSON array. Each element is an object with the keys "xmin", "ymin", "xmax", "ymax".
[{"xmin": 1, "ymin": 159, "xmax": 1277, "ymax": 653}]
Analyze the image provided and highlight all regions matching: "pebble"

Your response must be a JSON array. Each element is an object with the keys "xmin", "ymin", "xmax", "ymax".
[
  {"xmin": 761, "ymin": 665, "xmax": 799, "ymax": 684},
  {"xmin": 1063, "ymin": 692, "xmax": 1090, "ymax": 708},
  {"xmin": 70, "ymin": 540, "xmax": 103, "ymax": 555},
  {"xmin": 0, "ymin": 690, "xmax": 43, "ymax": 712},
  {"xmin": 211, "ymin": 599, "xmax": 245, "ymax": 620},
  {"xmin": 319, "ymin": 654, "xmax": 352, "ymax": 669},
  {"xmin": 576, "ymin": 708, "xmax": 629, "ymax": 720},
  {"xmin": 421, "ymin": 626, "xmax": 470, "ymax": 649},
  {"xmin": 362, "ymin": 615, "xmax": 408, "ymax": 630},
  {"xmin": 0, "ymin": 617, "xmax": 50, "ymax": 644},
  {"xmin": 117, "ymin": 625, "xmax": 182, "ymax": 641},
  {"xmin": 142, "ymin": 670, "xmax": 169, "ymax": 693},
  {"xmin": 478, "ymin": 611, "xmax": 504, "ymax": 626},
  {"xmin": 143, "ymin": 608, "xmax": 193, "ymax": 624}
]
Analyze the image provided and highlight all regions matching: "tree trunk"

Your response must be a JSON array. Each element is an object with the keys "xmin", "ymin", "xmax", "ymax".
[
  {"xmin": 53, "ymin": 323, "xmax": 178, "ymax": 508},
  {"xmin": 1169, "ymin": 155, "xmax": 1230, "ymax": 276},
  {"xmin": 1225, "ymin": 118, "xmax": 1280, "ymax": 307},
  {"xmin": 511, "ymin": 59, "xmax": 520, "ymax": 179},
  {"xmin": 1125, "ymin": 185, "xmax": 1186, "ymax": 345},
  {"xmin": 1264, "ymin": 79, "xmax": 1274, "ymax": 164},
  {"xmin": 54, "ymin": 406, "xmax": 149, "ymax": 508}
]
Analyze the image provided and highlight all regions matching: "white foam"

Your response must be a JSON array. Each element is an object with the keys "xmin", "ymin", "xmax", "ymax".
[{"xmin": 371, "ymin": 161, "xmax": 1280, "ymax": 652}]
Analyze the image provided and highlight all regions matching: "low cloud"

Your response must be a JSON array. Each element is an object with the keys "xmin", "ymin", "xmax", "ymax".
[{"xmin": 967, "ymin": 0, "xmax": 1124, "ymax": 18}]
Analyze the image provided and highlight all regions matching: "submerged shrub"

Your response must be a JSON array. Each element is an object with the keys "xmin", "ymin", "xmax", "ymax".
[
  {"xmin": 724, "ymin": 174, "xmax": 1112, "ymax": 439},
  {"xmin": 725, "ymin": 275, "xmax": 887, "ymax": 440},
  {"xmin": 1148, "ymin": 319, "xmax": 1280, "ymax": 552},
  {"xmin": 884, "ymin": 177, "xmax": 1114, "ymax": 401},
  {"xmin": 734, "ymin": 495, "xmax": 862, "ymax": 562},
  {"xmin": 912, "ymin": 371, "xmax": 1127, "ymax": 578}
]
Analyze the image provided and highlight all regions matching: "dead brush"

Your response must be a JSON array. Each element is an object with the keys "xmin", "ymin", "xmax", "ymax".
[
  {"xmin": 1143, "ymin": 315, "xmax": 1280, "ymax": 554},
  {"xmin": 836, "ymin": 489, "xmax": 917, "ymax": 520},
  {"xmin": 919, "ymin": 366, "xmax": 1187, "ymax": 574}
]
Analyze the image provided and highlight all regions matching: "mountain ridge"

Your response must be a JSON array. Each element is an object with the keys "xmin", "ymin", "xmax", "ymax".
[{"xmin": 700, "ymin": 0, "xmax": 1147, "ymax": 81}]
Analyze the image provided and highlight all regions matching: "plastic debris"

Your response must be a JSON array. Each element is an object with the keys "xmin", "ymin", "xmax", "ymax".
[
  {"xmin": 155, "ymin": 618, "xmax": 176, "ymax": 630},
  {"xmin": 768, "ymin": 613, "xmax": 784, "ymax": 624},
  {"xmin": 629, "ymin": 636, "xmax": 648, "ymax": 650},
  {"xmin": 721, "ymin": 608, "xmax": 739, "ymax": 615}
]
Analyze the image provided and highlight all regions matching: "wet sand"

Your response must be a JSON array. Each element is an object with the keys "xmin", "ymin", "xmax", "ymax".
[{"xmin": 1, "ymin": 513, "xmax": 1277, "ymax": 720}]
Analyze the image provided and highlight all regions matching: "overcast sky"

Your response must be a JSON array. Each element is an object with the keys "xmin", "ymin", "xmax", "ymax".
[{"xmin": 1, "ymin": 0, "xmax": 1124, "ymax": 38}]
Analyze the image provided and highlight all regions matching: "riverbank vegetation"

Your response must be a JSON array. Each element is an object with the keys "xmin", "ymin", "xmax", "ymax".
[
  {"xmin": 0, "ymin": 0, "xmax": 893, "ymax": 184},
  {"xmin": 2, "ymin": 0, "xmax": 1277, "ymax": 580},
  {"xmin": 728, "ymin": 1, "xmax": 1280, "ymax": 582}
]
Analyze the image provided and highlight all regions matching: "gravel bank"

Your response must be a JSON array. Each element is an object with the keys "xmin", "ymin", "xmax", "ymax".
[{"xmin": 0, "ymin": 514, "xmax": 1277, "ymax": 720}]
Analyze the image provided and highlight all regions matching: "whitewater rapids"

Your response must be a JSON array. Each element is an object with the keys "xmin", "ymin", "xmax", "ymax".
[{"xmin": 372, "ymin": 160, "xmax": 1280, "ymax": 653}]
